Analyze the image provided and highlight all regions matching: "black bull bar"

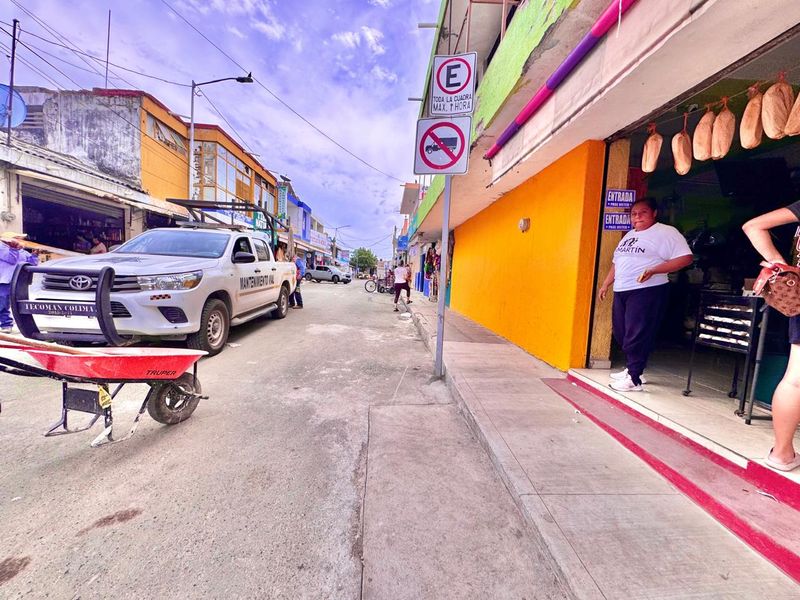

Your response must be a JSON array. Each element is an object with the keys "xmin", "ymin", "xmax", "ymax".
[{"xmin": 10, "ymin": 264, "xmax": 136, "ymax": 346}]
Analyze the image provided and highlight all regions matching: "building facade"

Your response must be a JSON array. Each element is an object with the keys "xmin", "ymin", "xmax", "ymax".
[
  {"xmin": 406, "ymin": 0, "xmax": 800, "ymax": 371},
  {"xmin": 8, "ymin": 87, "xmax": 280, "ymax": 257}
]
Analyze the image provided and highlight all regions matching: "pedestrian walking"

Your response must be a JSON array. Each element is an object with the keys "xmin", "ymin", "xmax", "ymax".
[
  {"xmin": 393, "ymin": 261, "xmax": 412, "ymax": 312},
  {"xmin": 0, "ymin": 232, "xmax": 39, "ymax": 333},
  {"xmin": 289, "ymin": 253, "xmax": 305, "ymax": 309},
  {"xmin": 742, "ymin": 203, "xmax": 800, "ymax": 472},
  {"xmin": 598, "ymin": 198, "xmax": 693, "ymax": 392}
]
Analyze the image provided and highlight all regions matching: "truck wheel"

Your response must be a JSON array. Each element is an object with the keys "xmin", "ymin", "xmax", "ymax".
[
  {"xmin": 187, "ymin": 299, "xmax": 229, "ymax": 356},
  {"xmin": 304, "ymin": 273, "xmax": 312, "ymax": 281},
  {"xmin": 332, "ymin": 275, "xmax": 340, "ymax": 284},
  {"xmin": 271, "ymin": 285, "xmax": 289, "ymax": 319},
  {"xmin": 146, "ymin": 373, "xmax": 202, "ymax": 425}
]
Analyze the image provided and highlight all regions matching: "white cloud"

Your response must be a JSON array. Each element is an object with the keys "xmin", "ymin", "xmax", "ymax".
[
  {"xmin": 253, "ymin": 18, "xmax": 285, "ymax": 40},
  {"xmin": 360, "ymin": 26, "xmax": 385, "ymax": 55},
  {"xmin": 371, "ymin": 65, "xmax": 397, "ymax": 83},
  {"xmin": 368, "ymin": 0, "xmax": 392, "ymax": 6},
  {"xmin": 227, "ymin": 25, "xmax": 247, "ymax": 39},
  {"xmin": 332, "ymin": 31, "xmax": 361, "ymax": 49},
  {"xmin": 331, "ymin": 27, "xmax": 385, "ymax": 56}
]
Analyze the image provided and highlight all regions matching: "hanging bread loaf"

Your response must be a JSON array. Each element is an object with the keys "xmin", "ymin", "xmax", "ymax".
[
  {"xmin": 672, "ymin": 114, "xmax": 692, "ymax": 175},
  {"xmin": 762, "ymin": 73, "xmax": 794, "ymax": 140},
  {"xmin": 711, "ymin": 98, "xmax": 735, "ymax": 160},
  {"xmin": 740, "ymin": 85, "xmax": 763, "ymax": 149},
  {"xmin": 642, "ymin": 123, "xmax": 662, "ymax": 173},
  {"xmin": 784, "ymin": 92, "xmax": 800, "ymax": 136},
  {"xmin": 693, "ymin": 108, "xmax": 714, "ymax": 161}
]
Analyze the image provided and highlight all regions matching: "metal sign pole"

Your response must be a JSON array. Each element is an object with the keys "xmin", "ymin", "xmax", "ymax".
[{"xmin": 434, "ymin": 174, "xmax": 452, "ymax": 378}]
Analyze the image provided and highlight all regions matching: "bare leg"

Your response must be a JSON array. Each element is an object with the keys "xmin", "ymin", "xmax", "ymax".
[{"xmin": 770, "ymin": 343, "xmax": 800, "ymax": 463}]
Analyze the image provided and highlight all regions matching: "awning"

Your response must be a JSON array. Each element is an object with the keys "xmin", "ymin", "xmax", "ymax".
[
  {"xmin": 400, "ymin": 183, "xmax": 420, "ymax": 215},
  {"xmin": 12, "ymin": 169, "xmax": 188, "ymax": 218}
]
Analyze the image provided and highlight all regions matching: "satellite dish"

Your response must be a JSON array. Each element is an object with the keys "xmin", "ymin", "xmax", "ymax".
[{"xmin": 0, "ymin": 84, "xmax": 27, "ymax": 128}]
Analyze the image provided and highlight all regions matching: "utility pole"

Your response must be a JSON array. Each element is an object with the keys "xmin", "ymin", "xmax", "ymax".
[
  {"xmin": 6, "ymin": 19, "xmax": 18, "ymax": 146},
  {"xmin": 392, "ymin": 225, "xmax": 397, "ymax": 265},
  {"xmin": 104, "ymin": 11, "xmax": 111, "ymax": 89}
]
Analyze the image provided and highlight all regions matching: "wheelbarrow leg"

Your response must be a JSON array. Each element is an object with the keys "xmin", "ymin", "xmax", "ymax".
[
  {"xmin": 45, "ymin": 382, "xmax": 102, "ymax": 437},
  {"xmin": 91, "ymin": 384, "xmax": 154, "ymax": 447}
]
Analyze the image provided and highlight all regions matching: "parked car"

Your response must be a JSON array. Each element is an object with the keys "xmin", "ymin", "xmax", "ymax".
[
  {"xmin": 23, "ymin": 227, "xmax": 297, "ymax": 356},
  {"xmin": 305, "ymin": 265, "xmax": 351, "ymax": 284}
]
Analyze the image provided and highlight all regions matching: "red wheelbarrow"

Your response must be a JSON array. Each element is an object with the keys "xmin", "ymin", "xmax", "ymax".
[{"xmin": 0, "ymin": 334, "xmax": 207, "ymax": 447}]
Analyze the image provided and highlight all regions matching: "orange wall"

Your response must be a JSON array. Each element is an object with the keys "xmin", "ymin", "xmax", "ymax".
[
  {"xmin": 450, "ymin": 141, "xmax": 605, "ymax": 370},
  {"xmin": 140, "ymin": 97, "xmax": 190, "ymax": 201}
]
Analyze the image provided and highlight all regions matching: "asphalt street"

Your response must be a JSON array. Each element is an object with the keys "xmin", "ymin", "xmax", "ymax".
[{"xmin": 0, "ymin": 280, "xmax": 569, "ymax": 599}]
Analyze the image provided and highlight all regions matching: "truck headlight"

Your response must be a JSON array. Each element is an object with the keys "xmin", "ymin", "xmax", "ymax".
[{"xmin": 137, "ymin": 271, "xmax": 203, "ymax": 291}]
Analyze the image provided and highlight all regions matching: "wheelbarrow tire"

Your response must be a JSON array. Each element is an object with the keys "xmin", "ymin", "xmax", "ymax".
[
  {"xmin": 187, "ymin": 298, "xmax": 229, "ymax": 356},
  {"xmin": 147, "ymin": 373, "xmax": 202, "ymax": 425}
]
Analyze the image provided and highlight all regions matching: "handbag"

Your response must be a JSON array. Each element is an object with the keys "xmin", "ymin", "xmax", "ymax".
[{"xmin": 753, "ymin": 261, "xmax": 800, "ymax": 316}]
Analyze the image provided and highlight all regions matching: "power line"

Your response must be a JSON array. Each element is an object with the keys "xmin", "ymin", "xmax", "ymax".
[
  {"xmin": 11, "ymin": 39, "xmax": 190, "ymax": 174},
  {"xmin": 0, "ymin": 19, "xmax": 191, "ymax": 88},
  {"xmin": 199, "ymin": 89, "xmax": 254, "ymax": 154},
  {"xmin": 157, "ymin": 0, "xmax": 405, "ymax": 183},
  {"xmin": 0, "ymin": 40, "xmax": 64, "ymax": 89},
  {"xmin": 9, "ymin": 0, "xmax": 141, "ymax": 91}
]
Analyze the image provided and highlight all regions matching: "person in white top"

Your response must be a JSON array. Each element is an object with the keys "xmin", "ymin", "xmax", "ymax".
[
  {"xmin": 598, "ymin": 198, "xmax": 693, "ymax": 392},
  {"xmin": 393, "ymin": 262, "xmax": 412, "ymax": 312}
]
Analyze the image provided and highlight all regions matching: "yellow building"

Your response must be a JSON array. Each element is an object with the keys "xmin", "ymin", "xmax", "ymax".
[{"xmin": 193, "ymin": 124, "xmax": 277, "ymax": 214}]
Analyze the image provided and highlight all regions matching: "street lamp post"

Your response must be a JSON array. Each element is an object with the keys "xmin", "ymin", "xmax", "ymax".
[
  {"xmin": 330, "ymin": 225, "xmax": 350, "ymax": 264},
  {"xmin": 188, "ymin": 73, "xmax": 253, "ymax": 198}
]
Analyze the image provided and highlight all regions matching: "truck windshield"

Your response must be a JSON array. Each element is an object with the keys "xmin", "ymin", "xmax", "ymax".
[{"xmin": 115, "ymin": 230, "xmax": 229, "ymax": 258}]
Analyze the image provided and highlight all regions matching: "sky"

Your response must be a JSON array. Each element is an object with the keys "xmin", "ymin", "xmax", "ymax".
[{"xmin": 0, "ymin": 0, "xmax": 440, "ymax": 258}]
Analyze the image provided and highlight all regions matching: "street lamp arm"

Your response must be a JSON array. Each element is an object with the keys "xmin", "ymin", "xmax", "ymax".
[{"xmin": 195, "ymin": 73, "xmax": 253, "ymax": 87}]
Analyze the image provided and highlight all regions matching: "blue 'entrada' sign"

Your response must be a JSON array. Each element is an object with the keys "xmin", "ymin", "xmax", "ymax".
[
  {"xmin": 605, "ymin": 188, "xmax": 636, "ymax": 209},
  {"xmin": 604, "ymin": 212, "xmax": 631, "ymax": 231}
]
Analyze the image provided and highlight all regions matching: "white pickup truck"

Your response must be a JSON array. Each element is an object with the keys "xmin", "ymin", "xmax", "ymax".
[{"xmin": 18, "ymin": 227, "xmax": 297, "ymax": 356}]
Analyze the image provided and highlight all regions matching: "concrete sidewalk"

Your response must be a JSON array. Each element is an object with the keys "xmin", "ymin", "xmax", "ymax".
[{"xmin": 402, "ymin": 297, "xmax": 799, "ymax": 599}]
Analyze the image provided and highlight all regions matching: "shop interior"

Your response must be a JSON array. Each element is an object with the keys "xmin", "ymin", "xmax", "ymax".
[
  {"xmin": 22, "ymin": 189, "xmax": 125, "ymax": 254},
  {"xmin": 580, "ymin": 32, "xmax": 800, "ymax": 478}
]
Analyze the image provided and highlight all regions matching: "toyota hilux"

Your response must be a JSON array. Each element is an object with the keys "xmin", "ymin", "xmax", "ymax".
[{"xmin": 18, "ymin": 227, "xmax": 297, "ymax": 356}]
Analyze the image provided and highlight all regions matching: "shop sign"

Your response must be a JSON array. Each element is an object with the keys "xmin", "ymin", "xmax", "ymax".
[
  {"xmin": 309, "ymin": 229, "xmax": 330, "ymax": 249},
  {"xmin": 414, "ymin": 116, "xmax": 471, "ymax": 175},
  {"xmin": 253, "ymin": 212, "xmax": 267, "ymax": 230},
  {"xmin": 430, "ymin": 52, "xmax": 477, "ymax": 116},
  {"xmin": 605, "ymin": 188, "xmax": 636, "ymax": 209},
  {"xmin": 397, "ymin": 235, "xmax": 409, "ymax": 251},
  {"xmin": 604, "ymin": 212, "xmax": 632, "ymax": 231},
  {"xmin": 337, "ymin": 249, "xmax": 350, "ymax": 262}
]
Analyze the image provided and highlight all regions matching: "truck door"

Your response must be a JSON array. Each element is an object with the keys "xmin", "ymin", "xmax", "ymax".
[
  {"xmin": 252, "ymin": 237, "xmax": 280, "ymax": 306},
  {"xmin": 231, "ymin": 236, "xmax": 262, "ymax": 314}
]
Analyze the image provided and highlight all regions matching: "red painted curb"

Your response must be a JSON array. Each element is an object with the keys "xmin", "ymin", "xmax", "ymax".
[
  {"xmin": 549, "ymin": 377, "xmax": 800, "ymax": 584},
  {"xmin": 567, "ymin": 374, "xmax": 800, "ymax": 512}
]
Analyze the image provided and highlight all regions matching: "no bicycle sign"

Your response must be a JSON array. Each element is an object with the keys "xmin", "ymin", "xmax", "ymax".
[
  {"xmin": 431, "ymin": 52, "xmax": 476, "ymax": 116},
  {"xmin": 414, "ymin": 116, "xmax": 472, "ymax": 175}
]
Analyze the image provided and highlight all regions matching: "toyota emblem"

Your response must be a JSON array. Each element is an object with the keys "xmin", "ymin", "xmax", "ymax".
[{"xmin": 69, "ymin": 275, "xmax": 92, "ymax": 290}]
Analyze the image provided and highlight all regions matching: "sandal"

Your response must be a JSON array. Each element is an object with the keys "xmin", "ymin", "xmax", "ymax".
[{"xmin": 765, "ymin": 449, "xmax": 800, "ymax": 472}]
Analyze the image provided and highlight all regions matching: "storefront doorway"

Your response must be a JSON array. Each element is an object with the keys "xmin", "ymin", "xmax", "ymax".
[
  {"xmin": 21, "ymin": 184, "xmax": 125, "ymax": 254},
  {"xmin": 583, "ymin": 30, "xmax": 800, "ymax": 481}
]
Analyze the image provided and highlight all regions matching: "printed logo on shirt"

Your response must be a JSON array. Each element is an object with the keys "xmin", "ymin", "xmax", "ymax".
[{"xmin": 616, "ymin": 237, "xmax": 645, "ymax": 254}]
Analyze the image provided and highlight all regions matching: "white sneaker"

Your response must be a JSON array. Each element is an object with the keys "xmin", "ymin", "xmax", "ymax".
[
  {"xmin": 609, "ymin": 377, "xmax": 643, "ymax": 392},
  {"xmin": 610, "ymin": 368, "xmax": 647, "ymax": 384}
]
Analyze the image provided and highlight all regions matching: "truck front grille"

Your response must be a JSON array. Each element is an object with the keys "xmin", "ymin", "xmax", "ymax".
[{"xmin": 42, "ymin": 274, "xmax": 141, "ymax": 293}]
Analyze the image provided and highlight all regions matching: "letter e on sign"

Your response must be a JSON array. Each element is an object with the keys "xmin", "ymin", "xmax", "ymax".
[{"xmin": 430, "ymin": 52, "xmax": 476, "ymax": 116}]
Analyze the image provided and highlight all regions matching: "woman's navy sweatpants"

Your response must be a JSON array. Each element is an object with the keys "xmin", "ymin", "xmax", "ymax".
[{"xmin": 612, "ymin": 284, "xmax": 669, "ymax": 386}]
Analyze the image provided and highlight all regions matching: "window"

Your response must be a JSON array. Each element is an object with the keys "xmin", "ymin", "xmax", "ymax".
[
  {"xmin": 146, "ymin": 114, "xmax": 187, "ymax": 156},
  {"xmin": 253, "ymin": 239, "xmax": 271, "ymax": 261},
  {"xmin": 116, "ymin": 230, "xmax": 228, "ymax": 258},
  {"xmin": 232, "ymin": 237, "xmax": 252, "ymax": 257}
]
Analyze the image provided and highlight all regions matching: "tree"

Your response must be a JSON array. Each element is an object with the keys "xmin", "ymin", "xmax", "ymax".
[{"xmin": 350, "ymin": 247, "xmax": 377, "ymax": 271}]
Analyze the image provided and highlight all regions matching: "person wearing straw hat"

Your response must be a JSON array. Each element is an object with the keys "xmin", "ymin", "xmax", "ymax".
[{"xmin": 0, "ymin": 232, "xmax": 39, "ymax": 333}]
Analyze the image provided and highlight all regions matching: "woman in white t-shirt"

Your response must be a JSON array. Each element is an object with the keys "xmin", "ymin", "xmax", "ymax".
[
  {"xmin": 598, "ymin": 198, "xmax": 693, "ymax": 392},
  {"xmin": 393, "ymin": 262, "xmax": 412, "ymax": 312}
]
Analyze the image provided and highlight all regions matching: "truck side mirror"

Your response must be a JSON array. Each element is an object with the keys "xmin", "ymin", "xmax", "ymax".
[{"xmin": 233, "ymin": 251, "xmax": 256, "ymax": 264}]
